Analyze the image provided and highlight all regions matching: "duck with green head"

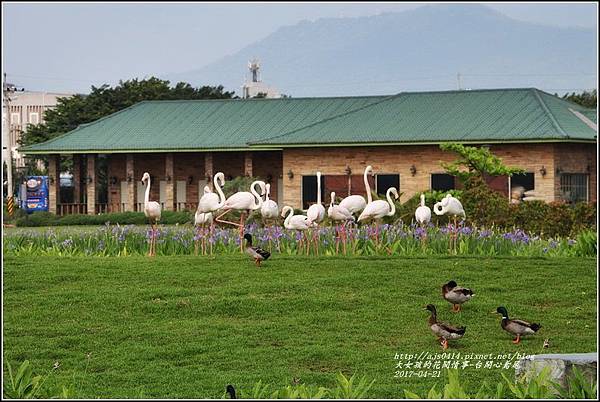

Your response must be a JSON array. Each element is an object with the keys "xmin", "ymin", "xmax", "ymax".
[
  {"xmin": 424, "ymin": 304, "xmax": 466, "ymax": 350},
  {"xmin": 494, "ymin": 306, "xmax": 541, "ymax": 344}
]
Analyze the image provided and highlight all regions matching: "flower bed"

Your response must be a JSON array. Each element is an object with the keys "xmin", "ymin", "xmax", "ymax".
[{"xmin": 4, "ymin": 222, "xmax": 596, "ymax": 257}]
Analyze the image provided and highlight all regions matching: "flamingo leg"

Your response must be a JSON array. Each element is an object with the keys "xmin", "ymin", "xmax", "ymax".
[
  {"xmin": 453, "ymin": 216, "xmax": 458, "ymax": 254},
  {"xmin": 194, "ymin": 226, "xmax": 199, "ymax": 256},
  {"xmin": 305, "ymin": 231, "xmax": 310, "ymax": 255},
  {"xmin": 239, "ymin": 212, "xmax": 246, "ymax": 253},
  {"xmin": 342, "ymin": 223, "xmax": 347, "ymax": 255},
  {"xmin": 148, "ymin": 224, "xmax": 153, "ymax": 256},
  {"xmin": 215, "ymin": 209, "xmax": 241, "ymax": 227},
  {"xmin": 314, "ymin": 226, "xmax": 320, "ymax": 256},
  {"xmin": 209, "ymin": 221, "xmax": 214, "ymax": 255}
]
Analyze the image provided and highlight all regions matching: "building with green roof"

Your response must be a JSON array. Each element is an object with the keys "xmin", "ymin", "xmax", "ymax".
[{"xmin": 20, "ymin": 88, "xmax": 596, "ymax": 215}]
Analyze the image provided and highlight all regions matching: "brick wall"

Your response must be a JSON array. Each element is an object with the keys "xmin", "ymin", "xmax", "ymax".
[
  {"xmin": 97, "ymin": 143, "xmax": 596, "ymax": 213},
  {"xmin": 553, "ymin": 143, "xmax": 597, "ymax": 203},
  {"xmin": 173, "ymin": 152, "xmax": 205, "ymax": 206},
  {"xmin": 252, "ymin": 151, "xmax": 283, "ymax": 202},
  {"xmin": 281, "ymin": 143, "xmax": 591, "ymax": 208}
]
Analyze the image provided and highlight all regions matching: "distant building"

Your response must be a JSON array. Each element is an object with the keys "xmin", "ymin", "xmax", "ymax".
[
  {"xmin": 20, "ymin": 88, "xmax": 597, "ymax": 216},
  {"xmin": 241, "ymin": 59, "xmax": 280, "ymax": 99},
  {"xmin": 3, "ymin": 89, "xmax": 74, "ymax": 167}
]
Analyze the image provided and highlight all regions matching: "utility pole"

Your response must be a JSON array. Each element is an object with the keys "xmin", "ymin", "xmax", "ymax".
[
  {"xmin": 3, "ymin": 73, "xmax": 24, "ymax": 217},
  {"xmin": 457, "ymin": 72, "xmax": 463, "ymax": 90}
]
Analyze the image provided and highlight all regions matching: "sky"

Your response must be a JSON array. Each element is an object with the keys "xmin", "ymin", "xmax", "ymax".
[{"xmin": 2, "ymin": 2, "xmax": 598, "ymax": 94}]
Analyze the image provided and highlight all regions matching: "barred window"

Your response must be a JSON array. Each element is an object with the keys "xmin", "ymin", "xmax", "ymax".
[{"xmin": 560, "ymin": 174, "xmax": 588, "ymax": 203}]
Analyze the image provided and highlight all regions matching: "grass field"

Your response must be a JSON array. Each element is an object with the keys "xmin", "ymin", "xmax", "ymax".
[{"xmin": 3, "ymin": 255, "xmax": 597, "ymax": 398}]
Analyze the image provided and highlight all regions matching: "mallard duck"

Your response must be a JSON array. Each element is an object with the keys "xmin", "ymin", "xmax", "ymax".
[
  {"xmin": 442, "ymin": 280, "xmax": 474, "ymax": 312},
  {"xmin": 494, "ymin": 306, "xmax": 541, "ymax": 344},
  {"xmin": 424, "ymin": 304, "xmax": 466, "ymax": 350},
  {"xmin": 243, "ymin": 234, "xmax": 271, "ymax": 267}
]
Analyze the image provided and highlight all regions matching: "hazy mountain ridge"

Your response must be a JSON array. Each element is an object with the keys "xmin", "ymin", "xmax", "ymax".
[{"xmin": 165, "ymin": 4, "xmax": 597, "ymax": 97}]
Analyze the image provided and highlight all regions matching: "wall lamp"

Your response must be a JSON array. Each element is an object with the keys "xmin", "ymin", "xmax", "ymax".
[
  {"xmin": 410, "ymin": 165, "xmax": 417, "ymax": 176},
  {"xmin": 110, "ymin": 176, "xmax": 118, "ymax": 185},
  {"xmin": 187, "ymin": 175, "xmax": 194, "ymax": 185},
  {"xmin": 165, "ymin": 175, "xmax": 171, "ymax": 182},
  {"xmin": 287, "ymin": 169, "xmax": 294, "ymax": 179},
  {"xmin": 266, "ymin": 174, "xmax": 273, "ymax": 183},
  {"xmin": 49, "ymin": 176, "xmax": 55, "ymax": 185},
  {"xmin": 127, "ymin": 175, "xmax": 133, "ymax": 183},
  {"xmin": 86, "ymin": 176, "xmax": 93, "ymax": 184},
  {"xmin": 345, "ymin": 166, "xmax": 352, "ymax": 176},
  {"xmin": 539, "ymin": 166, "xmax": 547, "ymax": 177}
]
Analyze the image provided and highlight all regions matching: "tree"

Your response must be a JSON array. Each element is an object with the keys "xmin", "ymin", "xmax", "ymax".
[
  {"xmin": 440, "ymin": 143, "xmax": 524, "ymax": 189},
  {"xmin": 18, "ymin": 77, "xmax": 236, "ymax": 172},
  {"xmin": 440, "ymin": 143, "xmax": 525, "ymax": 226},
  {"xmin": 560, "ymin": 90, "xmax": 597, "ymax": 109}
]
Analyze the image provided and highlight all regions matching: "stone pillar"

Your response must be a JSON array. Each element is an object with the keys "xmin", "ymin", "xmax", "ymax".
[
  {"xmin": 86, "ymin": 154, "xmax": 96, "ymax": 215},
  {"xmin": 165, "ymin": 153, "xmax": 174, "ymax": 211},
  {"xmin": 204, "ymin": 152, "xmax": 213, "ymax": 182},
  {"xmin": 72, "ymin": 154, "xmax": 81, "ymax": 204},
  {"xmin": 244, "ymin": 152, "xmax": 253, "ymax": 177},
  {"xmin": 126, "ymin": 154, "xmax": 135, "ymax": 211},
  {"xmin": 47, "ymin": 155, "xmax": 60, "ymax": 215}
]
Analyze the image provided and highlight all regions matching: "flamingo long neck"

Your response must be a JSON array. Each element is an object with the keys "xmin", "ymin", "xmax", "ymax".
[
  {"xmin": 364, "ymin": 167, "xmax": 372, "ymax": 203},
  {"xmin": 420, "ymin": 194, "xmax": 425, "ymax": 207},
  {"xmin": 386, "ymin": 188, "xmax": 396, "ymax": 216},
  {"xmin": 265, "ymin": 184, "xmax": 271, "ymax": 202},
  {"xmin": 250, "ymin": 181, "xmax": 264, "ymax": 209},
  {"xmin": 330, "ymin": 192, "xmax": 335, "ymax": 207},
  {"xmin": 283, "ymin": 207, "xmax": 293, "ymax": 228},
  {"xmin": 144, "ymin": 177, "xmax": 151, "ymax": 207},
  {"xmin": 214, "ymin": 174, "xmax": 226, "ymax": 208},
  {"xmin": 316, "ymin": 172, "xmax": 322, "ymax": 204}
]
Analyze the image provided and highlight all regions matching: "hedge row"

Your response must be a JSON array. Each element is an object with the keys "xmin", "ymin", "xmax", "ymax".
[{"xmin": 15, "ymin": 210, "xmax": 193, "ymax": 227}]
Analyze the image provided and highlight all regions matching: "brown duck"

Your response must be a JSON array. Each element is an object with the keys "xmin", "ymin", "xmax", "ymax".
[
  {"xmin": 442, "ymin": 280, "xmax": 474, "ymax": 312},
  {"xmin": 424, "ymin": 304, "xmax": 466, "ymax": 350}
]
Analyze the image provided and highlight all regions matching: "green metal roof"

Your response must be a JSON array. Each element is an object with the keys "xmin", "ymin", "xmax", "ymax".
[
  {"xmin": 253, "ymin": 88, "xmax": 597, "ymax": 146},
  {"xmin": 21, "ymin": 88, "xmax": 596, "ymax": 154},
  {"xmin": 21, "ymin": 96, "xmax": 386, "ymax": 153}
]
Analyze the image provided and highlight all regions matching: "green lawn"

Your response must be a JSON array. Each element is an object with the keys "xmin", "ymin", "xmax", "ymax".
[{"xmin": 3, "ymin": 255, "xmax": 597, "ymax": 398}]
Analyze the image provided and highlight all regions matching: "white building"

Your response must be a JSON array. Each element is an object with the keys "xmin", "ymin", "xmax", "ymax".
[
  {"xmin": 3, "ymin": 89, "xmax": 74, "ymax": 167},
  {"xmin": 240, "ymin": 59, "xmax": 281, "ymax": 99}
]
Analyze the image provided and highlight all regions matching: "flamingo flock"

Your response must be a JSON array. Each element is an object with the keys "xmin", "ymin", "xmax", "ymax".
[{"xmin": 140, "ymin": 164, "xmax": 466, "ymax": 259}]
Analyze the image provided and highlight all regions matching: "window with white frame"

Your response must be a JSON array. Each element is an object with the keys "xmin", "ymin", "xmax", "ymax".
[
  {"xmin": 29, "ymin": 112, "xmax": 39, "ymax": 125},
  {"xmin": 10, "ymin": 113, "xmax": 20, "ymax": 125}
]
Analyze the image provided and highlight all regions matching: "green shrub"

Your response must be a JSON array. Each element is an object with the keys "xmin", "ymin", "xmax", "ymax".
[{"xmin": 16, "ymin": 210, "xmax": 193, "ymax": 227}]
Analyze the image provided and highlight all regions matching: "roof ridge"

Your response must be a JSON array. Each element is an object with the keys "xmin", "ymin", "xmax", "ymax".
[
  {"xmin": 530, "ymin": 88, "xmax": 569, "ymax": 139},
  {"xmin": 248, "ymin": 93, "xmax": 403, "ymax": 144},
  {"xmin": 535, "ymin": 88, "xmax": 597, "ymax": 111}
]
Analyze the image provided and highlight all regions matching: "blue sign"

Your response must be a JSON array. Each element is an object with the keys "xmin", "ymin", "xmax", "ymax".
[{"xmin": 24, "ymin": 176, "xmax": 49, "ymax": 213}]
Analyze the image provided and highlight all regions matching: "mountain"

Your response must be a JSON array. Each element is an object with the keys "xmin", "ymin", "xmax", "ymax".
[{"xmin": 164, "ymin": 4, "xmax": 597, "ymax": 97}]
